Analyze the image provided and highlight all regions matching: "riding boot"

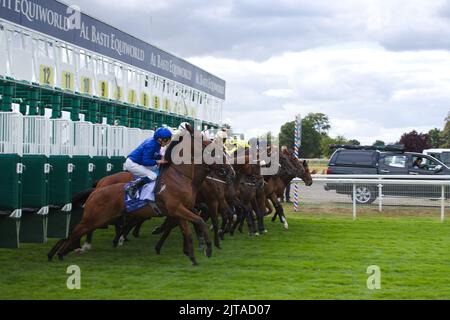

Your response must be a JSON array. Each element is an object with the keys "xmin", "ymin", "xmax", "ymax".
[{"xmin": 126, "ymin": 176, "xmax": 151, "ymax": 199}]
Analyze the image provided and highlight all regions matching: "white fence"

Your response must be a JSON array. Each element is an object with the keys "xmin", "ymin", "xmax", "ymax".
[
  {"xmin": 292, "ymin": 174, "xmax": 450, "ymax": 221},
  {"xmin": 0, "ymin": 112, "xmax": 153, "ymax": 158}
]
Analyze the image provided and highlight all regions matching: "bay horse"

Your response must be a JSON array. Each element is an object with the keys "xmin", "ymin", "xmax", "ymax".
[
  {"xmin": 48, "ymin": 128, "xmax": 226, "ymax": 265},
  {"xmin": 265, "ymin": 150, "xmax": 314, "ymax": 229}
]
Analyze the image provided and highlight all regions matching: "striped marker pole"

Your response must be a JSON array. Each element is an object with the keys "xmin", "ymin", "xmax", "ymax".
[{"xmin": 293, "ymin": 114, "xmax": 301, "ymax": 212}]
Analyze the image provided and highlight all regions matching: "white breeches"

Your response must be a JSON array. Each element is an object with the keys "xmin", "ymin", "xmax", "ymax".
[{"xmin": 124, "ymin": 158, "xmax": 158, "ymax": 180}]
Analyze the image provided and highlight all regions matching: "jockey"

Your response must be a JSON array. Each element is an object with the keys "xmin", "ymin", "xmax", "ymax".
[{"xmin": 124, "ymin": 127, "xmax": 173, "ymax": 199}]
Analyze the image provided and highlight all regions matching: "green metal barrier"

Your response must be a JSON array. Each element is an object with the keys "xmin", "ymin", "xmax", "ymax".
[
  {"xmin": 19, "ymin": 155, "xmax": 49, "ymax": 243},
  {"xmin": 47, "ymin": 156, "xmax": 72, "ymax": 238},
  {"xmin": 0, "ymin": 154, "xmax": 22, "ymax": 248},
  {"xmin": 91, "ymin": 156, "xmax": 109, "ymax": 182},
  {"xmin": 109, "ymin": 156, "xmax": 126, "ymax": 175},
  {"xmin": 70, "ymin": 155, "xmax": 93, "ymax": 231}
]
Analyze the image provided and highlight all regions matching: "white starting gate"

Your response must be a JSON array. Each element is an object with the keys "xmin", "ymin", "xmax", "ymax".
[
  {"xmin": 22, "ymin": 116, "xmax": 50, "ymax": 156},
  {"xmin": 93, "ymin": 124, "xmax": 109, "ymax": 158},
  {"xmin": 107, "ymin": 126, "xmax": 127, "ymax": 158},
  {"xmin": 73, "ymin": 121, "xmax": 94, "ymax": 157},
  {"xmin": 0, "ymin": 112, "xmax": 23, "ymax": 155},
  {"xmin": 50, "ymin": 119, "xmax": 73, "ymax": 157},
  {"xmin": 126, "ymin": 128, "xmax": 143, "ymax": 155}
]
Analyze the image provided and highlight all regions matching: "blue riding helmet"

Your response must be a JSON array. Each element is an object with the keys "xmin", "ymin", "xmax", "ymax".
[{"xmin": 154, "ymin": 127, "xmax": 173, "ymax": 140}]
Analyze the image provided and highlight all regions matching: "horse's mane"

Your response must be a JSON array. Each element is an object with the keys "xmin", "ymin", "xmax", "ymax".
[{"xmin": 164, "ymin": 136, "xmax": 184, "ymax": 165}]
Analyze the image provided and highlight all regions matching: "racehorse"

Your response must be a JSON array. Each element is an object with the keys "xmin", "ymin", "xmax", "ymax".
[
  {"xmin": 48, "ymin": 127, "xmax": 226, "ymax": 265},
  {"xmin": 265, "ymin": 150, "xmax": 314, "ymax": 229}
]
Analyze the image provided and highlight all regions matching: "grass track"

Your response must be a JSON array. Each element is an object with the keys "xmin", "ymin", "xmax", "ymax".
[{"xmin": 1, "ymin": 205, "xmax": 450, "ymax": 300}]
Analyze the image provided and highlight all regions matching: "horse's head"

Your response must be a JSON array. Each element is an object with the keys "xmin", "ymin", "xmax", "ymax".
[
  {"xmin": 279, "ymin": 149, "xmax": 300, "ymax": 177},
  {"xmin": 297, "ymin": 159, "xmax": 313, "ymax": 186},
  {"xmin": 282, "ymin": 151, "xmax": 313, "ymax": 186}
]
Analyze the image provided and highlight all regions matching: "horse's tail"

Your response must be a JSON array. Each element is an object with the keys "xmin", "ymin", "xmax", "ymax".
[{"xmin": 72, "ymin": 188, "xmax": 95, "ymax": 208}]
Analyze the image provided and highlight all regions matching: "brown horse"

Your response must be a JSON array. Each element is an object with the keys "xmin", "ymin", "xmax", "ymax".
[
  {"xmin": 48, "ymin": 129, "xmax": 225, "ymax": 265},
  {"xmin": 265, "ymin": 151, "xmax": 314, "ymax": 229}
]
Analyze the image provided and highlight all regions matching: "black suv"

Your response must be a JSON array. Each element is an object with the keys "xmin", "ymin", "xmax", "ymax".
[{"xmin": 325, "ymin": 145, "xmax": 450, "ymax": 204}]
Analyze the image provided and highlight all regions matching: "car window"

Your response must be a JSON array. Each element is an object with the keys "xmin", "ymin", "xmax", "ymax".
[
  {"xmin": 411, "ymin": 156, "xmax": 440, "ymax": 171},
  {"xmin": 442, "ymin": 152, "xmax": 450, "ymax": 165},
  {"xmin": 335, "ymin": 151, "xmax": 376, "ymax": 166},
  {"xmin": 384, "ymin": 155, "xmax": 406, "ymax": 168}
]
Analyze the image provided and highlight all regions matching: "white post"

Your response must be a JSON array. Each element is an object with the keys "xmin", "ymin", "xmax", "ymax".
[
  {"xmin": 353, "ymin": 183, "xmax": 357, "ymax": 221},
  {"xmin": 441, "ymin": 184, "xmax": 445, "ymax": 223},
  {"xmin": 378, "ymin": 180, "xmax": 383, "ymax": 213}
]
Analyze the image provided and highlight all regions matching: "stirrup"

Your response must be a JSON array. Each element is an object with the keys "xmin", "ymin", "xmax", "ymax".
[{"xmin": 126, "ymin": 184, "xmax": 138, "ymax": 199}]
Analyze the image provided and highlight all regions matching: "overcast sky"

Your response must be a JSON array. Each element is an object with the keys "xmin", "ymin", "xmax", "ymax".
[{"xmin": 68, "ymin": 0, "xmax": 450, "ymax": 144}]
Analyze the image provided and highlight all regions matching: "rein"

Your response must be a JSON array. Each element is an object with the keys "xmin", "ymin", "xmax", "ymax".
[{"xmin": 206, "ymin": 176, "xmax": 227, "ymax": 184}]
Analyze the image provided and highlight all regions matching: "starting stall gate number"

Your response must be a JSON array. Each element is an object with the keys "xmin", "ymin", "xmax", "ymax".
[
  {"xmin": 40, "ymin": 65, "xmax": 54, "ymax": 86},
  {"xmin": 141, "ymin": 93, "xmax": 149, "ymax": 108},
  {"xmin": 128, "ymin": 90, "xmax": 137, "ymax": 104},
  {"xmin": 153, "ymin": 96, "xmax": 160, "ymax": 109},
  {"xmin": 114, "ymin": 86, "xmax": 123, "ymax": 101},
  {"xmin": 61, "ymin": 71, "xmax": 75, "ymax": 91},
  {"xmin": 81, "ymin": 77, "xmax": 93, "ymax": 95},
  {"xmin": 99, "ymin": 81, "xmax": 109, "ymax": 99}
]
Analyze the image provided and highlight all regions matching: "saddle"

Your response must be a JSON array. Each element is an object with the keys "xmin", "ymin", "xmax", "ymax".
[{"xmin": 124, "ymin": 178, "xmax": 163, "ymax": 216}]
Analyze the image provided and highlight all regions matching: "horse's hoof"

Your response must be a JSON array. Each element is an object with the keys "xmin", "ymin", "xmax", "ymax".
[
  {"xmin": 118, "ymin": 236, "xmax": 125, "ymax": 246},
  {"xmin": 204, "ymin": 247, "xmax": 212, "ymax": 258},
  {"xmin": 192, "ymin": 261, "xmax": 199, "ymax": 266},
  {"xmin": 81, "ymin": 243, "xmax": 92, "ymax": 251},
  {"xmin": 215, "ymin": 244, "xmax": 222, "ymax": 250},
  {"xmin": 155, "ymin": 248, "xmax": 161, "ymax": 255},
  {"xmin": 47, "ymin": 255, "xmax": 53, "ymax": 262},
  {"xmin": 264, "ymin": 229, "xmax": 268, "ymax": 233},
  {"xmin": 75, "ymin": 248, "xmax": 83, "ymax": 256},
  {"xmin": 152, "ymin": 226, "xmax": 163, "ymax": 235},
  {"xmin": 58, "ymin": 254, "xmax": 64, "ymax": 261},
  {"xmin": 255, "ymin": 232, "xmax": 260, "ymax": 236}
]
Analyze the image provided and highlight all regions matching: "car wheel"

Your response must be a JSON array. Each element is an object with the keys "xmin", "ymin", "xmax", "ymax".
[{"xmin": 352, "ymin": 186, "xmax": 377, "ymax": 205}]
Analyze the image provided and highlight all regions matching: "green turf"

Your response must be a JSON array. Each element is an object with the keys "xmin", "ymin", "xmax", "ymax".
[{"xmin": 1, "ymin": 205, "xmax": 450, "ymax": 300}]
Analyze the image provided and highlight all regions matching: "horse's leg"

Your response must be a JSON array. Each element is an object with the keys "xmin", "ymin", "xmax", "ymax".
[
  {"xmin": 112, "ymin": 221, "xmax": 124, "ymax": 248},
  {"xmin": 265, "ymin": 198, "xmax": 274, "ymax": 217},
  {"xmin": 244, "ymin": 203, "xmax": 257, "ymax": 236},
  {"xmin": 252, "ymin": 199, "xmax": 265, "ymax": 234},
  {"xmin": 56, "ymin": 222, "xmax": 92, "ymax": 260},
  {"xmin": 48, "ymin": 239, "xmax": 65, "ymax": 261},
  {"xmin": 131, "ymin": 217, "xmax": 146, "ymax": 238},
  {"xmin": 207, "ymin": 200, "xmax": 221, "ymax": 249},
  {"xmin": 171, "ymin": 205, "xmax": 212, "ymax": 258},
  {"xmin": 81, "ymin": 231, "xmax": 93, "ymax": 251},
  {"xmin": 271, "ymin": 194, "xmax": 288, "ymax": 230},
  {"xmin": 230, "ymin": 205, "xmax": 243, "ymax": 236},
  {"xmin": 193, "ymin": 219, "xmax": 205, "ymax": 251},
  {"xmin": 178, "ymin": 219, "xmax": 197, "ymax": 266},
  {"xmin": 155, "ymin": 218, "xmax": 177, "ymax": 255}
]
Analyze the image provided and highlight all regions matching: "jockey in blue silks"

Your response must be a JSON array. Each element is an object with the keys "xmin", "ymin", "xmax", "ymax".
[{"xmin": 124, "ymin": 127, "xmax": 173, "ymax": 199}]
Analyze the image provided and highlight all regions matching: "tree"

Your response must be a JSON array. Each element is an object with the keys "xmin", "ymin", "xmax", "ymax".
[
  {"xmin": 398, "ymin": 130, "xmax": 430, "ymax": 153},
  {"xmin": 347, "ymin": 139, "xmax": 361, "ymax": 146},
  {"xmin": 279, "ymin": 113, "xmax": 325, "ymax": 158},
  {"xmin": 320, "ymin": 135, "xmax": 349, "ymax": 158},
  {"xmin": 441, "ymin": 112, "xmax": 450, "ymax": 148},
  {"xmin": 372, "ymin": 140, "xmax": 385, "ymax": 148},
  {"xmin": 278, "ymin": 121, "xmax": 295, "ymax": 151},
  {"xmin": 426, "ymin": 128, "xmax": 443, "ymax": 148},
  {"xmin": 301, "ymin": 113, "xmax": 331, "ymax": 137}
]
